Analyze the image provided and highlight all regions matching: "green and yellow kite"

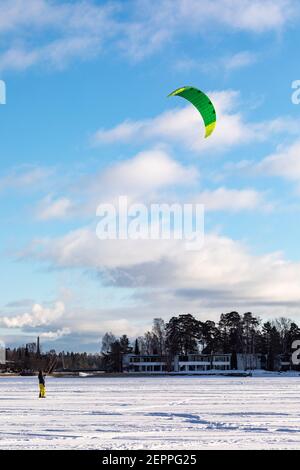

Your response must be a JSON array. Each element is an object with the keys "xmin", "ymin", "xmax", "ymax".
[{"xmin": 168, "ymin": 86, "xmax": 217, "ymax": 138}]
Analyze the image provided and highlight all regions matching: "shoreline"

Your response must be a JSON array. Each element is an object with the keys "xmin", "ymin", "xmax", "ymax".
[{"xmin": 1, "ymin": 370, "xmax": 300, "ymax": 378}]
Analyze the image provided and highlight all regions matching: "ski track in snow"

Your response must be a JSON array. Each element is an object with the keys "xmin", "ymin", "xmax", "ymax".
[{"xmin": 1, "ymin": 376, "xmax": 300, "ymax": 449}]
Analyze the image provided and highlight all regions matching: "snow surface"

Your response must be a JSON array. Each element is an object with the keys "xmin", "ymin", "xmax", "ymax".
[{"xmin": 1, "ymin": 375, "xmax": 300, "ymax": 450}]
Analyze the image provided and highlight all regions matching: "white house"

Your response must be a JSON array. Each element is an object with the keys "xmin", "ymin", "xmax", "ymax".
[
  {"xmin": 123, "ymin": 353, "xmax": 232, "ymax": 374},
  {"xmin": 175, "ymin": 354, "xmax": 232, "ymax": 373},
  {"xmin": 123, "ymin": 354, "xmax": 167, "ymax": 373}
]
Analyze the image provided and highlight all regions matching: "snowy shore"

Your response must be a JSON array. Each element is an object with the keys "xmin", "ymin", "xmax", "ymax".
[{"xmin": 1, "ymin": 375, "xmax": 300, "ymax": 450}]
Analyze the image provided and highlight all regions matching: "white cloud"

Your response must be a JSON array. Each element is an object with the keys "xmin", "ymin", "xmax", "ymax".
[
  {"xmin": 25, "ymin": 228, "xmax": 177, "ymax": 269},
  {"xmin": 224, "ymin": 51, "xmax": 258, "ymax": 71},
  {"xmin": 40, "ymin": 327, "xmax": 71, "ymax": 340},
  {"xmin": 0, "ymin": 0, "xmax": 296, "ymax": 70},
  {"xmin": 32, "ymin": 149, "xmax": 199, "ymax": 220},
  {"xmin": 257, "ymin": 140, "xmax": 300, "ymax": 181},
  {"xmin": 0, "ymin": 48, "xmax": 39, "ymax": 71},
  {"xmin": 0, "ymin": 0, "xmax": 63, "ymax": 33},
  {"xmin": 92, "ymin": 90, "xmax": 239, "ymax": 151},
  {"xmin": 120, "ymin": 0, "xmax": 296, "ymax": 60},
  {"xmin": 84, "ymin": 149, "xmax": 199, "ymax": 215},
  {"xmin": 36, "ymin": 195, "xmax": 73, "ymax": 220},
  {"xmin": 0, "ymin": 165, "xmax": 53, "ymax": 192},
  {"xmin": 196, "ymin": 187, "xmax": 267, "ymax": 212},
  {"xmin": 0, "ymin": 0, "xmax": 116, "ymax": 71},
  {"xmin": 177, "ymin": 0, "xmax": 295, "ymax": 33},
  {"xmin": 0, "ymin": 35, "xmax": 103, "ymax": 71},
  {"xmin": 30, "ymin": 149, "xmax": 272, "ymax": 226},
  {"xmin": 176, "ymin": 51, "xmax": 258, "ymax": 74},
  {"xmin": 96, "ymin": 149, "xmax": 198, "ymax": 196},
  {"xmin": 92, "ymin": 90, "xmax": 298, "ymax": 153},
  {"xmin": 87, "ymin": 319, "xmax": 141, "ymax": 338},
  {"xmin": 0, "ymin": 301, "xmax": 65, "ymax": 328},
  {"xmin": 213, "ymin": 0, "xmax": 294, "ymax": 32},
  {"xmin": 21, "ymin": 227, "xmax": 300, "ymax": 310}
]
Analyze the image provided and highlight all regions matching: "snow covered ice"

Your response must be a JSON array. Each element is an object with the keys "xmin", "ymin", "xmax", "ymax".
[{"xmin": 1, "ymin": 375, "xmax": 300, "ymax": 450}]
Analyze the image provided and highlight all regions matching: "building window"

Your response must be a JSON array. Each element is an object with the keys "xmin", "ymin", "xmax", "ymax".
[
  {"xmin": 179, "ymin": 355, "xmax": 188, "ymax": 361},
  {"xmin": 214, "ymin": 356, "xmax": 230, "ymax": 363}
]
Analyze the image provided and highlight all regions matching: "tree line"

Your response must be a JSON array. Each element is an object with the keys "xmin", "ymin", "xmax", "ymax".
[
  {"xmin": 3, "ymin": 312, "xmax": 300, "ymax": 373},
  {"xmin": 101, "ymin": 312, "xmax": 300, "ymax": 372},
  {"xmin": 4, "ymin": 342, "xmax": 103, "ymax": 373}
]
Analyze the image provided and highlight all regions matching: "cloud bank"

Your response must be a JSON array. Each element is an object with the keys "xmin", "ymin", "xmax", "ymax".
[{"xmin": 0, "ymin": 0, "xmax": 296, "ymax": 70}]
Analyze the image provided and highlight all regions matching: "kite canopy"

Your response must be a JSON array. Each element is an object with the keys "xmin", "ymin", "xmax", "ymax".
[{"xmin": 168, "ymin": 86, "xmax": 216, "ymax": 138}]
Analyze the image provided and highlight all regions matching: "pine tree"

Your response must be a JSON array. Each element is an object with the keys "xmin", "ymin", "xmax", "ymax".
[
  {"xmin": 200, "ymin": 320, "xmax": 222, "ymax": 354},
  {"xmin": 134, "ymin": 339, "xmax": 140, "ymax": 355},
  {"xmin": 166, "ymin": 314, "xmax": 201, "ymax": 356},
  {"xmin": 262, "ymin": 322, "xmax": 281, "ymax": 370},
  {"xmin": 219, "ymin": 312, "xmax": 243, "ymax": 355}
]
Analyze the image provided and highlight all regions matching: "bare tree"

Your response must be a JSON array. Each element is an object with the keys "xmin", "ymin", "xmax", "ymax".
[
  {"xmin": 152, "ymin": 318, "xmax": 166, "ymax": 356},
  {"xmin": 101, "ymin": 332, "xmax": 116, "ymax": 354}
]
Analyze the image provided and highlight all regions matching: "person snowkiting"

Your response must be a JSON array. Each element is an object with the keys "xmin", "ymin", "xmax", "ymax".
[{"xmin": 38, "ymin": 370, "xmax": 46, "ymax": 398}]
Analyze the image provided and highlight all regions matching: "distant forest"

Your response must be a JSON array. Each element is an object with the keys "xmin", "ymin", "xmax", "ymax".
[
  {"xmin": 101, "ymin": 312, "xmax": 300, "ymax": 372},
  {"xmin": 4, "ymin": 312, "xmax": 300, "ymax": 373}
]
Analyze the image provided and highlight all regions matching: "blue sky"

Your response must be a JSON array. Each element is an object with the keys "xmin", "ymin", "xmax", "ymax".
[{"xmin": 1, "ymin": 0, "xmax": 300, "ymax": 352}]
